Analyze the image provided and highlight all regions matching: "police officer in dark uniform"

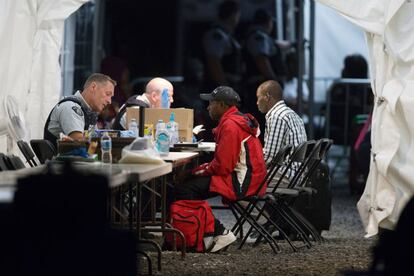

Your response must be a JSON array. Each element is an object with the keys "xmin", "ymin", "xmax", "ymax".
[
  {"xmin": 202, "ymin": 0, "xmax": 242, "ymax": 92},
  {"xmin": 201, "ymin": 0, "xmax": 242, "ymax": 142},
  {"xmin": 243, "ymin": 8, "xmax": 287, "ymax": 142},
  {"xmin": 44, "ymin": 73, "xmax": 116, "ymax": 148}
]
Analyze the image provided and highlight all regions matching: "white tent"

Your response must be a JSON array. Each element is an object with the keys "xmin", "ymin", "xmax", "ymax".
[
  {"xmin": 0, "ymin": 0, "xmax": 89, "ymax": 152},
  {"xmin": 317, "ymin": 0, "xmax": 414, "ymax": 237}
]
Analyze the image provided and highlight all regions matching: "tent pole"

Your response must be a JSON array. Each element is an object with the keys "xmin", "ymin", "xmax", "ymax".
[{"xmin": 308, "ymin": 0, "xmax": 315, "ymax": 139}]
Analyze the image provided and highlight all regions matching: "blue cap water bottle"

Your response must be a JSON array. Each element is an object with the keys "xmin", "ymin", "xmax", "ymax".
[{"xmin": 161, "ymin": 88, "xmax": 169, "ymax": 108}]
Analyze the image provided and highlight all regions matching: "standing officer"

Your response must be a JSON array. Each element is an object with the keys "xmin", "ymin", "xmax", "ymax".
[
  {"xmin": 243, "ymin": 8, "xmax": 287, "ymax": 142},
  {"xmin": 202, "ymin": 0, "xmax": 242, "ymax": 91}
]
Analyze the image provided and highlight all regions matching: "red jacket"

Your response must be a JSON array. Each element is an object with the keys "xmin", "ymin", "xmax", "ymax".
[{"xmin": 194, "ymin": 106, "xmax": 267, "ymax": 201}]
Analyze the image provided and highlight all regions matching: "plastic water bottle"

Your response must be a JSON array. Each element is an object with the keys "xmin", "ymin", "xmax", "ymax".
[
  {"xmin": 166, "ymin": 124, "xmax": 173, "ymax": 146},
  {"xmin": 101, "ymin": 131, "xmax": 112, "ymax": 163},
  {"xmin": 128, "ymin": 118, "xmax": 139, "ymax": 137},
  {"xmin": 155, "ymin": 120, "xmax": 170, "ymax": 156},
  {"xmin": 166, "ymin": 112, "xmax": 179, "ymax": 145},
  {"xmin": 161, "ymin": 88, "xmax": 170, "ymax": 108}
]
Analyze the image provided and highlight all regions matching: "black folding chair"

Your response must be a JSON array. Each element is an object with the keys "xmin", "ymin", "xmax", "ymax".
[
  {"xmin": 6, "ymin": 155, "xmax": 26, "ymax": 170},
  {"xmin": 16, "ymin": 140, "xmax": 37, "ymax": 167},
  {"xmin": 265, "ymin": 139, "xmax": 333, "ymax": 246},
  {"xmin": 0, "ymin": 153, "xmax": 26, "ymax": 170},
  {"xmin": 30, "ymin": 139, "xmax": 56, "ymax": 164},
  {"xmin": 228, "ymin": 144, "xmax": 294, "ymax": 254},
  {"xmin": 236, "ymin": 141, "xmax": 317, "ymax": 251},
  {"xmin": 0, "ymin": 153, "xmax": 10, "ymax": 171}
]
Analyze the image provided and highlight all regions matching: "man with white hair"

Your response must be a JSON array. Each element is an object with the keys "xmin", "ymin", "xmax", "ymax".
[{"xmin": 112, "ymin": 77, "xmax": 174, "ymax": 130}]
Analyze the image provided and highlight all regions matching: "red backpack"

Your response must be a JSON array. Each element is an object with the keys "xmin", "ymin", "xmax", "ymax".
[{"xmin": 165, "ymin": 200, "xmax": 215, "ymax": 252}]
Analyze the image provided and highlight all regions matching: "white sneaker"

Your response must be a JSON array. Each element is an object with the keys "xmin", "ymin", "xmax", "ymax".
[
  {"xmin": 209, "ymin": 230, "xmax": 237, "ymax": 253},
  {"xmin": 203, "ymin": 236, "xmax": 215, "ymax": 252}
]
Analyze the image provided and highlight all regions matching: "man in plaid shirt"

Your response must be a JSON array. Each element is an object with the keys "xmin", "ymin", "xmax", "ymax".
[{"xmin": 256, "ymin": 80, "xmax": 307, "ymax": 187}]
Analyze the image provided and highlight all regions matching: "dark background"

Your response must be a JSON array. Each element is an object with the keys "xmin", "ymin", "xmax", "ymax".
[{"xmin": 104, "ymin": 0, "xmax": 179, "ymax": 78}]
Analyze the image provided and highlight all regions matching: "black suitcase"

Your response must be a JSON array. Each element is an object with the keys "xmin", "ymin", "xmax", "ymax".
[{"xmin": 293, "ymin": 161, "xmax": 332, "ymax": 233}]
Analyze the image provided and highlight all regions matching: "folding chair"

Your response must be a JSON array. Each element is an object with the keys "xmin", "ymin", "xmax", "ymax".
[
  {"xmin": 6, "ymin": 155, "xmax": 26, "ymax": 170},
  {"xmin": 0, "ymin": 153, "xmax": 26, "ymax": 170},
  {"xmin": 30, "ymin": 139, "xmax": 56, "ymax": 164},
  {"xmin": 278, "ymin": 139, "xmax": 333, "ymax": 241},
  {"xmin": 236, "ymin": 141, "xmax": 317, "ymax": 251},
  {"xmin": 228, "ymin": 144, "xmax": 294, "ymax": 254},
  {"xmin": 16, "ymin": 140, "xmax": 38, "ymax": 167},
  {"xmin": 264, "ymin": 139, "xmax": 333, "ymax": 246},
  {"xmin": 230, "ymin": 144, "xmax": 294, "ymax": 237},
  {"xmin": 0, "ymin": 153, "xmax": 10, "ymax": 171}
]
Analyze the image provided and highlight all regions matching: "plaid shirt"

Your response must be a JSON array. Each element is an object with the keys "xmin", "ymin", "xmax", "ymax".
[{"xmin": 264, "ymin": 101, "xmax": 307, "ymax": 179}]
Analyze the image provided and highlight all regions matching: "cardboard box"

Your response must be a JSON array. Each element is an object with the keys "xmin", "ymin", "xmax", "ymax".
[{"xmin": 126, "ymin": 107, "xmax": 194, "ymax": 142}]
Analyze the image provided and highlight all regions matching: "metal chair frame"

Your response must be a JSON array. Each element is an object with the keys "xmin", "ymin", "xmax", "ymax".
[
  {"xmin": 235, "ymin": 141, "xmax": 317, "ymax": 251},
  {"xmin": 17, "ymin": 140, "xmax": 38, "ymax": 167},
  {"xmin": 30, "ymin": 139, "xmax": 57, "ymax": 164},
  {"xmin": 228, "ymin": 144, "xmax": 294, "ymax": 254},
  {"xmin": 261, "ymin": 139, "xmax": 333, "ymax": 247}
]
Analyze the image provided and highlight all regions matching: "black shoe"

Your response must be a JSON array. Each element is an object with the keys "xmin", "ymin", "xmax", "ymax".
[
  {"xmin": 248, "ymin": 223, "xmax": 277, "ymax": 240},
  {"xmin": 248, "ymin": 229, "xmax": 261, "ymax": 240}
]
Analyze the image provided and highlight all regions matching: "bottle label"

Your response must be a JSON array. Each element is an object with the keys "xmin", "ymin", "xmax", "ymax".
[
  {"xmin": 129, "ymin": 126, "xmax": 139, "ymax": 137},
  {"xmin": 101, "ymin": 140, "xmax": 112, "ymax": 151},
  {"xmin": 156, "ymin": 132, "xmax": 170, "ymax": 154}
]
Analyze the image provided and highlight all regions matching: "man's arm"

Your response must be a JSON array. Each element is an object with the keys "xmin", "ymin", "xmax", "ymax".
[
  {"xmin": 57, "ymin": 103, "xmax": 87, "ymax": 139},
  {"xmin": 203, "ymin": 29, "xmax": 229, "ymax": 86},
  {"xmin": 206, "ymin": 121, "xmax": 240, "ymax": 175},
  {"xmin": 206, "ymin": 56, "xmax": 228, "ymax": 86},
  {"xmin": 68, "ymin": 131, "xmax": 84, "ymax": 141},
  {"xmin": 254, "ymin": 55, "xmax": 277, "ymax": 80}
]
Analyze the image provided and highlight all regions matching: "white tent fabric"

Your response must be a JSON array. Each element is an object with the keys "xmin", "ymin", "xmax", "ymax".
[
  {"xmin": 316, "ymin": 0, "xmax": 414, "ymax": 237},
  {"xmin": 0, "ymin": 0, "xmax": 89, "ymax": 144}
]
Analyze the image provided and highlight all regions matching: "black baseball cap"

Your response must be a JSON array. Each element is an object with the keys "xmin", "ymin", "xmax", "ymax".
[{"xmin": 200, "ymin": 86, "xmax": 241, "ymax": 104}]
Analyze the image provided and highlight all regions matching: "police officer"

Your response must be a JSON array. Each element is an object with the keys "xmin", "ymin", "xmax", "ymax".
[
  {"xmin": 245, "ymin": 9, "xmax": 286, "ymax": 84},
  {"xmin": 44, "ymin": 73, "xmax": 116, "ymax": 148},
  {"xmin": 243, "ymin": 9, "xmax": 287, "ymax": 142},
  {"xmin": 202, "ymin": 0, "xmax": 242, "ymax": 91}
]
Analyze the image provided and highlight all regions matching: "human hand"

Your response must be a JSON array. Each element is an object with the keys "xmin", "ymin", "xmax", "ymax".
[{"xmin": 191, "ymin": 163, "xmax": 210, "ymax": 176}]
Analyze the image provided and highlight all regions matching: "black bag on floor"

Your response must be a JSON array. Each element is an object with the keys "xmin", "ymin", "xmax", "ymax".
[{"xmin": 293, "ymin": 161, "xmax": 332, "ymax": 233}]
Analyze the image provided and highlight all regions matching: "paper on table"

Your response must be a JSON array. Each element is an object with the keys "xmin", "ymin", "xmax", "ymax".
[
  {"xmin": 193, "ymin": 125, "xmax": 205, "ymax": 135},
  {"xmin": 118, "ymin": 148, "xmax": 166, "ymax": 164}
]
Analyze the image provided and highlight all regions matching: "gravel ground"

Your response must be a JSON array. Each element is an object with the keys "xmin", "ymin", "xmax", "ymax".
[{"xmin": 141, "ymin": 180, "xmax": 377, "ymax": 275}]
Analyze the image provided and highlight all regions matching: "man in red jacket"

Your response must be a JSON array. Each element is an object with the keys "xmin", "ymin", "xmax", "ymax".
[{"xmin": 175, "ymin": 86, "xmax": 267, "ymax": 252}]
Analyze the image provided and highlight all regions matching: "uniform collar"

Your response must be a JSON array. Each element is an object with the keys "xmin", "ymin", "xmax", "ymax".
[
  {"xmin": 136, "ymin": 93, "xmax": 152, "ymax": 107},
  {"xmin": 74, "ymin": 91, "xmax": 92, "ymax": 111}
]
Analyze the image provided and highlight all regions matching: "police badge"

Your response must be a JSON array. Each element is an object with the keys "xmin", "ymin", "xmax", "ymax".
[{"xmin": 72, "ymin": 106, "xmax": 84, "ymax": 116}]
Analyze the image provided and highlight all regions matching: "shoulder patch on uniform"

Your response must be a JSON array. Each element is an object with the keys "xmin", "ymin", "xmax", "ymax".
[{"xmin": 72, "ymin": 106, "xmax": 84, "ymax": 116}]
